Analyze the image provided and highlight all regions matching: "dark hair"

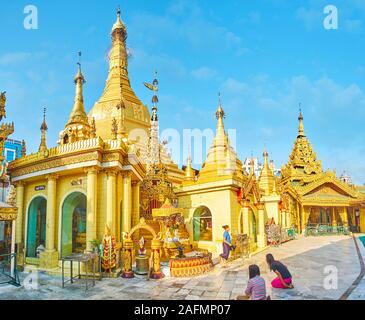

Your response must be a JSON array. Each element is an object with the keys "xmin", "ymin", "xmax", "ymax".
[
  {"xmin": 222, "ymin": 225, "xmax": 229, "ymax": 230},
  {"xmin": 266, "ymin": 253, "xmax": 275, "ymax": 270},
  {"xmin": 248, "ymin": 264, "xmax": 260, "ymax": 279}
]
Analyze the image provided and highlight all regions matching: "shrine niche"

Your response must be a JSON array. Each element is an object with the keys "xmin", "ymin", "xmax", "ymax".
[{"xmin": 122, "ymin": 218, "xmax": 163, "ymax": 279}]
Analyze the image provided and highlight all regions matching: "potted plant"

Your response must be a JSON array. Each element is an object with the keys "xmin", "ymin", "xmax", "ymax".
[{"xmin": 90, "ymin": 239, "xmax": 102, "ymax": 254}]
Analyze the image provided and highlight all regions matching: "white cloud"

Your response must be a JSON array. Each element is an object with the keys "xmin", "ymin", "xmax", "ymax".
[
  {"xmin": 219, "ymin": 74, "xmax": 365, "ymax": 184},
  {"xmin": 191, "ymin": 67, "xmax": 218, "ymax": 80},
  {"xmin": 0, "ymin": 52, "xmax": 47, "ymax": 65},
  {"xmin": 295, "ymin": 7, "xmax": 322, "ymax": 30},
  {"xmin": 343, "ymin": 19, "xmax": 363, "ymax": 32},
  {"xmin": 0, "ymin": 52, "xmax": 32, "ymax": 65}
]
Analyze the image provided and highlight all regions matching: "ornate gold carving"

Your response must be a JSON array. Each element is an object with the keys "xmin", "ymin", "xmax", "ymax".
[
  {"xmin": 11, "ymin": 152, "xmax": 99, "ymax": 178},
  {"xmin": 0, "ymin": 207, "xmax": 17, "ymax": 221},
  {"xmin": 103, "ymin": 153, "xmax": 120, "ymax": 162}
]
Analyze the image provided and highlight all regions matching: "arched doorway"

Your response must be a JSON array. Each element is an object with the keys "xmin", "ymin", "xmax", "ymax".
[
  {"xmin": 26, "ymin": 196, "xmax": 47, "ymax": 258},
  {"xmin": 61, "ymin": 192, "xmax": 87, "ymax": 257},
  {"xmin": 193, "ymin": 206, "xmax": 212, "ymax": 241}
]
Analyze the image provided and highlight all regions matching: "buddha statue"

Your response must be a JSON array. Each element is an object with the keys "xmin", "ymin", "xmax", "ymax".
[{"xmin": 138, "ymin": 236, "xmax": 147, "ymax": 256}]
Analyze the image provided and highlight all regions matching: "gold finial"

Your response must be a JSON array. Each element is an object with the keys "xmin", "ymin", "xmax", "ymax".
[
  {"xmin": 39, "ymin": 108, "xmax": 48, "ymax": 153},
  {"xmin": 67, "ymin": 54, "xmax": 88, "ymax": 127},
  {"xmin": 216, "ymin": 92, "xmax": 225, "ymax": 119},
  {"xmin": 74, "ymin": 52, "xmax": 85, "ymax": 84},
  {"xmin": 298, "ymin": 104, "xmax": 305, "ymax": 137},
  {"xmin": 112, "ymin": 5, "xmax": 126, "ymax": 33},
  {"xmin": 184, "ymin": 147, "xmax": 195, "ymax": 182},
  {"xmin": 263, "ymin": 146, "xmax": 268, "ymax": 159},
  {"xmin": 40, "ymin": 108, "xmax": 48, "ymax": 131}
]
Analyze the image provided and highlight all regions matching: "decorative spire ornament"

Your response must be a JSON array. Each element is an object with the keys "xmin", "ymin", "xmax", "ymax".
[
  {"xmin": 21, "ymin": 140, "xmax": 26, "ymax": 157},
  {"xmin": 39, "ymin": 108, "xmax": 48, "ymax": 154},
  {"xmin": 298, "ymin": 105, "xmax": 305, "ymax": 138}
]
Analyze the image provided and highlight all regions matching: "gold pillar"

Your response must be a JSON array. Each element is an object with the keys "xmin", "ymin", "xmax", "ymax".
[
  {"xmin": 301, "ymin": 205, "xmax": 306, "ymax": 232},
  {"xmin": 281, "ymin": 210, "xmax": 286, "ymax": 228},
  {"xmin": 131, "ymin": 181, "xmax": 141, "ymax": 228},
  {"xmin": 40, "ymin": 174, "xmax": 59, "ymax": 269},
  {"xmin": 257, "ymin": 203, "xmax": 267, "ymax": 249},
  {"xmin": 242, "ymin": 201, "xmax": 250, "ymax": 236},
  {"xmin": 121, "ymin": 237, "xmax": 134, "ymax": 278},
  {"xmin": 15, "ymin": 182, "xmax": 25, "ymax": 245},
  {"xmin": 86, "ymin": 167, "xmax": 98, "ymax": 252},
  {"xmin": 286, "ymin": 210, "xmax": 291, "ymax": 228},
  {"xmin": 150, "ymin": 238, "xmax": 163, "ymax": 279},
  {"xmin": 360, "ymin": 207, "xmax": 365, "ymax": 233},
  {"xmin": 332, "ymin": 208, "xmax": 337, "ymax": 227},
  {"xmin": 106, "ymin": 170, "xmax": 117, "ymax": 234},
  {"xmin": 122, "ymin": 172, "xmax": 132, "ymax": 232},
  {"xmin": 342, "ymin": 207, "xmax": 349, "ymax": 227}
]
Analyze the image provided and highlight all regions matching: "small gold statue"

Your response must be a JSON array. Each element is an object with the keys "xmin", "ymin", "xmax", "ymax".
[
  {"xmin": 138, "ymin": 236, "xmax": 147, "ymax": 256},
  {"xmin": 101, "ymin": 224, "xmax": 116, "ymax": 273}
]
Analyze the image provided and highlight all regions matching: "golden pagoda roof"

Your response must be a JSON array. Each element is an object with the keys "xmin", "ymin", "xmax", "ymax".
[
  {"xmin": 281, "ymin": 110, "xmax": 322, "ymax": 184},
  {"xmin": 67, "ymin": 64, "xmax": 88, "ymax": 126},
  {"xmin": 197, "ymin": 99, "xmax": 243, "ymax": 184},
  {"xmin": 258, "ymin": 147, "xmax": 276, "ymax": 196},
  {"xmin": 112, "ymin": 6, "xmax": 126, "ymax": 33},
  {"xmin": 88, "ymin": 7, "xmax": 150, "ymax": 140}
]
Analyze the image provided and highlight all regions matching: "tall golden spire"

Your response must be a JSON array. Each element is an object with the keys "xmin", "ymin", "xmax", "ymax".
[
  {"xmin": 215, "ymin": 92, "xmax": 225, "ymax": 133},
  {"xmin": 88, "ymin": 7, "xmax": 150, "ymax": 140},
  {"xmin": 39, "ymin": 108, "xmax": 48, "ymax": 153},
  {"xmin": 197, "ymin": 94, "xmax": 243, "ymax": 183},
  {"xmin": 259, "ymin": 147, "xmax": 275, "ymax": 195},
  {"xmin": 67, "ymin": 54, "xmax": 88, "ymax": 126},
  {"xmin": 298, "ymin": 107, "xmax": 305, "ymax": 138},
  {"xmin": 281, "ymin": 108, "xmax": 322, "ymax": 182},
  {"xmin": 184, "ymin": 152, "xmax": 195, "ymax": 182},
  {"xmin": 58, "ymin": 53, "xmax": 95, "ymax": 145},
  {"xmin": 112, "ymin": 6, "xmax": 127, "ymax": 34}
]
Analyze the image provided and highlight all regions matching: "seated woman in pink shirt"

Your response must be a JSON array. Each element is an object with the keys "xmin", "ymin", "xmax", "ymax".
[{"xmin": 237, "ymin": 264, "xmax": 269, "ymax": 300}]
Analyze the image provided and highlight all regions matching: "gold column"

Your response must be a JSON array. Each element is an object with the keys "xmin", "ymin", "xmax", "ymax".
[
  {"xmin": 332, "ymin": 208, "xmax": 337, "ymax": 227},
  {"xmin": 131, "ymin": 181, "xmax": 141, "ymax": 228},
  {"xmin": 296, "ymin": 202, "xmax": 301, "ymax": 234},
  {"xmin": 286, "ymin": 210, "xmax": 291, "ymax": 228},
  {"xmin": 281, "ymin": 210, "xmax": 286, "ymax": 228},
  {"xmin": 86, "ymin": 167, "xmax": 98, "ymax": 252},
  {"xmin": 342, "ymin": 207, "xmax": 349, "ymax": 227},
  {"xmin": 45, "ymin": 175, "xmax": 57, "ymax": 251},
  {"xmin": 122, "ymin": 172, "xmax": 132, "ymax": 232},
  {"xmin": 40, "ymin": 174, "xmax": 59, "ymax": 269},
  {"xmin": 122, "ymin": 236, "xmax": 134, "ymax": 278},
  {"xmin": 106, "ymin": 169, "xmax": 117, "ymax": 234},
  {"xmin": 15, "ymin": 182, "xmax": 25, "ymax": 245},
  {"xmin": 242, "ymin": 200, "xmax": 250, "ymax": 236},
  {"xmin": 257, "ymin": 203, "xmax": 267, "ymax": 249},
  {"xmin": 360, "ymin": 207, "xmax": 365, "ymax": 233},
  {"xmin": 301, "ymin": 205, "xmax": 307, "ymax": 232},
  {"xmin": 150, "ymin": 238, "xmax": 163, "ymax": 279}
]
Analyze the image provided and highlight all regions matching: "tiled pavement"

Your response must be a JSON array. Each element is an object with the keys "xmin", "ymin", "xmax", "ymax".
[{"xmin": 0, "ymin": 235, "xmax": 363, "ymax": 300}]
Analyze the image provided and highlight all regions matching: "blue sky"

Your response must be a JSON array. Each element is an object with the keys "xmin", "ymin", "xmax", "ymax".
[{"xmin": 0, "ymin": 0, "xmax": 365, "ymax": 184}]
